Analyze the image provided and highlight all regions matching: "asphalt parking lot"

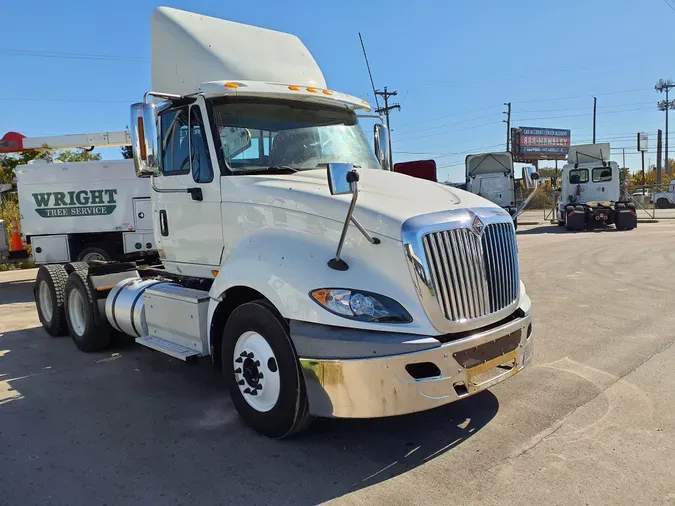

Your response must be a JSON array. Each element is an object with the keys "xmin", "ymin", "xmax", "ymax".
[{"xmin": 1, "ymin": 220, "xmax": 675, "ymax": 506}]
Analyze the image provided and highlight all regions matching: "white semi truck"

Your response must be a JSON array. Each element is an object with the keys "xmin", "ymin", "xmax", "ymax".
[
  {"xmin": 465, "ymin": 151, "xmax": 540, "ymax": 229},
  {"xmin": 32, "ymin": 7, "xmax": 535, "ymax": 438},
  {"xmin": 556, "ymin": 143, "xmax": 637, "ymax": 231},
  {"xmin": 1, "ymin": 132, "xmax": 157, "ymax": 264}
]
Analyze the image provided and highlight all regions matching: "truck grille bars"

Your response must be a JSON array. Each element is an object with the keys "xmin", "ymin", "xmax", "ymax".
[
  {"xmin": 403, "ymin": 209, "xmax": 520, "ymax": 333},
  {"xmin": 422, "ymin": 223, "xmax": 518, "ymax": 321}
]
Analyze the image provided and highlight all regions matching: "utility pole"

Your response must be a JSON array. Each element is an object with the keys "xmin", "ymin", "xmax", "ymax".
[
  {"xmin": 504, "ymin": 102, "xmax": 512, "ymax": 151},
  {"xmin": 592, "ymin": 96, "xmax": 597, "ymax": 144},
  {"xmin": 622, "ymin": 148, "xmax": 626, "ymax": 172},
  {"xmin": 375, "ymin": 87, "xmax": 400, "ymax": 167},
  {"xmin": 657, "ymin": 129, "xmax": 663, "ymax": 185},
  {"xmin": 656, "ymin": 79, "xmax": 675, "ymax": 176}
]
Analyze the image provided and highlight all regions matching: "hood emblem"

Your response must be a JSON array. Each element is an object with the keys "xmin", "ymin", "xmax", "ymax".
[{"xmin": 471, "ymin": 214, "xmax": 485, "ymax": 236}]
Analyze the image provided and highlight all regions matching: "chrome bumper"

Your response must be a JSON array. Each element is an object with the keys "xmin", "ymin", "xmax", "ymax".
[{"xmin": 299, "ymin": 312, "xmax": 533, "ymax": 418}]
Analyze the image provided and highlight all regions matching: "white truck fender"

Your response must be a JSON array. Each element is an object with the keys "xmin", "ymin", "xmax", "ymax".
[{"xmin": 207, "ymin": 226, "xmax": 437, "ymax": 340}]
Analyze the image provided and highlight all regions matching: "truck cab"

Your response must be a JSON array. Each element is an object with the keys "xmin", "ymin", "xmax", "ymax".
[
  {"xmin": 31, "ymin": 7, "xmax": 536, "ymax": 438},
  {"xmin": 556, "ymin": 144, "xmax": 636, "ymax": 231}
]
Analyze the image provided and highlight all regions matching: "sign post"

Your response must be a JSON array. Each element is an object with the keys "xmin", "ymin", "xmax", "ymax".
[{"xmin": 637, "ymin": 132, "xmax": 648, "ymax": 184}]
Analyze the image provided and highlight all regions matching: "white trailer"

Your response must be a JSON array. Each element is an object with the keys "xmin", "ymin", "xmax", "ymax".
[
  {"xmin": 31, "ymin": 7, "xmax": 536, "ymax": 438},
  {"xmin": 556, "ymin": 143, "xmax": 637, "ymax": 231},
  {"xmin": 466, "ymin": 152, "xmax": 517, "ymax": 215},
  {"xmin": 4, "ymin": 135, "xmax": 157, "ymax": 264},
  {"xmin": 465, "ymin": 152, "xmax": 541, "ymax": 228}
]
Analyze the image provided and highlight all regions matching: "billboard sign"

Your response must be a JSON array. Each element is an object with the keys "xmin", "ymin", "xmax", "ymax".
[
  {"xmin": 637, "ymin": 132, "xmax": 648, "ymax": 152},
  {"xmin": 517, "ymin": 127, "xmax": 571, "ymax": 159}
]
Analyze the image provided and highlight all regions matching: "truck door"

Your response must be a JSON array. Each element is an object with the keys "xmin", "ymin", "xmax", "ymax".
[{"xmin": 153, "ymin": 102, "xmax": 224, "ymax": 267}]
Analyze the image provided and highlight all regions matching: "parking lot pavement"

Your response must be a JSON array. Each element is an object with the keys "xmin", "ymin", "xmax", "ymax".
[{"xmin": 1, "ymin": 221, "xmax": 674, "ymax": 506}]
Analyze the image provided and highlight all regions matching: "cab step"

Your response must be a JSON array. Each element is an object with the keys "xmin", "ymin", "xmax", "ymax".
[{"xmin": 136, "ymin": 335, "xmax": 201, "ymax": 361}]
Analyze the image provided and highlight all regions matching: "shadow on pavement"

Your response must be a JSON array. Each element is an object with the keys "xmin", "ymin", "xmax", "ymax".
[
  {"xmin": 0, "ymin": 322, "xmax": 499, "ymax": 505},
  {"xmin": 517, "ymin": 224, "xmax": 620, "ymax": 235},
  {"xmin": 0, "ymin": 279, "xmax": 35, "ymax": 305}
]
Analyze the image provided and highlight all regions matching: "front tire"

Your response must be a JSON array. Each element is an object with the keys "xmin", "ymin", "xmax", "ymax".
[
  {"xmin": 64, "ymin": 271, "xmax": 111, "ymax": 352},
  {"xmin": 222, "ymin": 300, "xmax": 311, "ymax": 438},
  {"xmin": 34, "ymin": 264, "xmax": 69, "ymax": 336}
]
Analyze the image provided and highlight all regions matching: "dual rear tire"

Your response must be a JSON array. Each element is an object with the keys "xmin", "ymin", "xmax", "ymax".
[{"xmin": 34, "ymin": 265, "xmax": 111, "ymax": 351}]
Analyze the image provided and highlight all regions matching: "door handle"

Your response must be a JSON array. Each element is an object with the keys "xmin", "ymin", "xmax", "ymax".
[
  {"xmin": 187, "ymin": 187, "xmax": 203, "ymax": 201},
  {"xmin": 159, "ymin": 210, "xmax": 169, "ymax": 237}
]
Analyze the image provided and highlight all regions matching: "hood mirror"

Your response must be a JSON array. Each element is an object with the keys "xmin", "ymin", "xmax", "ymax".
[
  {"xmin": 327, "ymin": 163, "xmax": 356, "ymax": 195},
  {"xmin": 522, "ymin": 166, "xmax": 540, "ymax": 189},
  {"xmin": 326, "ymin": 163, "xmax": 379, "ymax": 271},
  {"xmin": 130, "ymin": 102, "xmax": 160, "ymax": 178},
  {"xmin": 374, "ymin": 124, "xmax": 391, "ymax": 171}
]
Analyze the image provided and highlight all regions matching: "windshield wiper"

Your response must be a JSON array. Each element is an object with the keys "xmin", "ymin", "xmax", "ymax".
[
  {"xmin": 267, "ymin": 165, "xmax": 298, "ymax": 173},
  {"xmin": 237, "ymin": 166, "xmax": 299, "ymax": 175}
]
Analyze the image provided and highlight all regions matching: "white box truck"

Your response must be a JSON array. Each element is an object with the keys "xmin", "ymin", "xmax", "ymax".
[
  {"xmin": 31, "ymin": 7, "xmax": 536, "ymax": 438},
  {"xmin": 4, "ymin": 150, "xmax": 158, "ymax": 264},
  {"xmin": 556, "ymin": 143, "xmax": 637, "ymax": 231}
]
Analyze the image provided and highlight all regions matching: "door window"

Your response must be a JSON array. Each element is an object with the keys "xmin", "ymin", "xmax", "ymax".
[
  {"xmin": 160, "ymin": 106, "xmax": 190, "ymax": 175},
  {"xmin": 189, "ymin": 107, "xmax": 214, "ymax": 183},
  {"xmin": 569, "ymin": 169, "xmax": 589, "ymax": 184},
  {"xmin": 592, "ymin": 167, "xmax": 612, "ymax": 182}
]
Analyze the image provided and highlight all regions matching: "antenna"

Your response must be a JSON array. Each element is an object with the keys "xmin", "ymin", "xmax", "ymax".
[{"xmin": 358, "ymin": 33, "xmax": 380, "ymax": 110}]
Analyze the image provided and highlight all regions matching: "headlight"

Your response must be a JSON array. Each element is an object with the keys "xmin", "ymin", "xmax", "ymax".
[{"xmin": 310, "ymin": 288, "xmax": 412, "ymax": 324}]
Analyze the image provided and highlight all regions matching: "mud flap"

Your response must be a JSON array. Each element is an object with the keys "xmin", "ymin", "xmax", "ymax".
[{"xmin": 615, "ymin": 207, "xmax": 637, "ymax": 230}]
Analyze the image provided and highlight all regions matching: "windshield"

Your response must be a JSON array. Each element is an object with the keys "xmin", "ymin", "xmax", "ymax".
[{"xmin": 209, "ymin": 98, "xmax": 380, "ymax": 173}]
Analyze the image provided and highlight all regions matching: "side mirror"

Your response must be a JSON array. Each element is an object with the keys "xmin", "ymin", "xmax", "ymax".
[
  {"xmin": 130, "ymin": 103, "xmax": 159, "ymax": 178},
  {"xmin": 522, "ymin": 166, "xmax": 539, "ymax": 189},
  {"xmin": 327, "ymin": 163, "xmax": 356, "ymax": 195},
  {"xmin": 374, "ymin": 124, "xmax": 391, "ymax": 171},
  {"xmin": 619, "ymin": 169, "xmax": 626, "ymax": 182}
]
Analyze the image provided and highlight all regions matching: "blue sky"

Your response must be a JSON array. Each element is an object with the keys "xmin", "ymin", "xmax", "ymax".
[{"xmin": 1, "ymin": 0, "xmax": 674, "ymax": 182}]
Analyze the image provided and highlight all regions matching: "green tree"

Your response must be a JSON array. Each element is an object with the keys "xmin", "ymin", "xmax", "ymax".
[
  {"xmin": 0, "ymin": 149, "xmax": 100, "ymax": 185},
  {"xmin": 55, "ymin": 149, "xmax": 101, "ymax": 163}
]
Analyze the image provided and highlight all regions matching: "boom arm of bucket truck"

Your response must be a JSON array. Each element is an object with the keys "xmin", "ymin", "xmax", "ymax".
[{"xmin": 0, "ymin": 131, "xmax": 131, "ymax": 154}]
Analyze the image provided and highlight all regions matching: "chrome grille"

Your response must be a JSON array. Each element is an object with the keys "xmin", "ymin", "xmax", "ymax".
[{"xmin": 422, "ymin": 222, "xmax": 518, "ymax": 322}]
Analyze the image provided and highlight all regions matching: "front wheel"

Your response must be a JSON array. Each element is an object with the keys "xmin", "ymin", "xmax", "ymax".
[
  {"xmin": 222, "ymin": 300, "xmax": 311, "ymax": 438},
  {"xmin": 656, "ymin": 198, "xmax": 673, "ymax": 209}
]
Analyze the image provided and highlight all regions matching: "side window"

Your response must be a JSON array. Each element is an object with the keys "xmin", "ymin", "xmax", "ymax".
[
  {"xmin": 569, "ymin": 169, "xmax": 589, "ymax": 184},
  {"xmin": 592, "ymin": 167, "xmax": 612, "ymax": 182},
  {"xmin": 189, "ymin": 107, "xmax": 214, "ymax": 183},
  {"xmin": 160, "ymin": 106, "xmax": 190, "ymax": 175}
]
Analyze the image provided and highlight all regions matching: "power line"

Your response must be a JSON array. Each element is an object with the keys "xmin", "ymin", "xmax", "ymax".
[
  {"xmin": 660, "ymin": 0, "xmax": 675, "ymax": 12},
  {"xmin": 515, "ymin": 88, "xmax": 649, "ymax": 105},
  {"xmin": 0, "ymin": 48, "xmax": 148, "ymax": 62},
  {"xmin": 395, "ymin": 104, "xmax": 503, "ymax": 129},
  {"xmin": 402, "ymin": 120, "xmax": 503, "ymax": 143},
  {"xmin": 512, "ymin": 106, "xmax": 654, "ymax": 122},
  {"xmin": 395, "ymin": 112, "xmax": 502, "ymax": 138},
  {"xmin": 0, "ymin": 96, "xmax": 134, "ymax": 104}
]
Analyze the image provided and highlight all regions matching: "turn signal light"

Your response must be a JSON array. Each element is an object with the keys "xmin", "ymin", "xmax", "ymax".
[
  {"xmin": 323, "ymin": 90, "xmax": 333, "ymax": 95},
  {"xmin": 306, "ymin": 87, "xmax": 318, "ymax": 93},
  {"xmin": 288, "ymin": 85, "xmax": 300, "ymax": 91},
  {"xmin": 224, "ymin": 82, "xmax": 240, "ymax": 89}
]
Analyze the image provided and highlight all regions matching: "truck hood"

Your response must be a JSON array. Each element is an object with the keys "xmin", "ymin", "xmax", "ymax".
[{"xmin": 223, "ymin": 169, "xmax": 506, "ymax": 240}]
